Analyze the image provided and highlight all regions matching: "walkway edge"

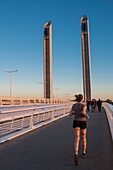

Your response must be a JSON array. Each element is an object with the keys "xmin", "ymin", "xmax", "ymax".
[
  {"xmin": 103, "ymin": 103, "xmax": 113, "ymax": 141},
  {"xmin": 0, "ymin": 113, "xmax": 69, "ymax": 144}
]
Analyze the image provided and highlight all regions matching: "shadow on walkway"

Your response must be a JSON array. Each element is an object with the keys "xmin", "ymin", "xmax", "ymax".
[{"xmin": 0, "ymin": 108, "xmax": 113, "ymax": 170}]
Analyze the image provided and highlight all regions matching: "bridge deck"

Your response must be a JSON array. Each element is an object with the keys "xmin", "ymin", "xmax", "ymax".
[{"xmin": 0, "ymin": 108, "xmax": 113, "ymax": 170}]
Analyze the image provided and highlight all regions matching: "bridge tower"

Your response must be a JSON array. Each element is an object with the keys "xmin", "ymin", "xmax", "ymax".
[
  {"xmin": 81, "ymin": 16, "xmax": 92, "ymax": 102},
  {"xmin": 44, "ymin": 21, "xmax": 53, "ymax": 99}
]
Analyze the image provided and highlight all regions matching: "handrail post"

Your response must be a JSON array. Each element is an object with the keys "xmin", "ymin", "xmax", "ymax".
[
  {"xmin": 30, "ymin": 109, "xmax": 35, "ymax": 129},
  {"xmin": 11, "ymin": 118, "xmax": 14, "ymax": 132},
  {"xmin": 51, "ymin": 110, "xmax": 54, "ymax": 120}
]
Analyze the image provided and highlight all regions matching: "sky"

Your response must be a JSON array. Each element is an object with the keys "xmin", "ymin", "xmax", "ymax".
[{"xmin": 0, "ymin": 0, "xmax": 113, "ymax": 100}]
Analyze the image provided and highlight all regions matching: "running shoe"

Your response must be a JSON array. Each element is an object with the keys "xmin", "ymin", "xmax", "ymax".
[{"xmin": 83, "ymin": 151, "xmax": 87, "ymax": 158}]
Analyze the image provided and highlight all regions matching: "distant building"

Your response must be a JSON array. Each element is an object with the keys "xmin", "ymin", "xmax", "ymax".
[
  {"xmin": 44, "ymin": 21, "xmax": 53, "ymax": 99},
  {"xmin": 81, "ymin": 16, "xmax": 92, "ymax": 102}
]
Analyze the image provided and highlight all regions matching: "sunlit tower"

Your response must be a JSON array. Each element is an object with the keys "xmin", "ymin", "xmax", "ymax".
[
  {"xmin": 81, "ymin": 16, "xmax": 92, "ymax": 102},
  {"xmin": 44, "ymin": 21, "xmax": 53, "ymax": 99}
]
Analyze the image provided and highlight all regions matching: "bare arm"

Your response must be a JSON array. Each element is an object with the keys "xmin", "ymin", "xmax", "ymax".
[
  {"xmin": 82, "ymin": 105, "xmax": 87, "ymax": 114},
  {"xmin": 69, "ymin": 105, "xmax": 74, "ymax": 116},
  {"xmin": 82, "ymin": 105, "xmax": 89, "ymax": 119}
]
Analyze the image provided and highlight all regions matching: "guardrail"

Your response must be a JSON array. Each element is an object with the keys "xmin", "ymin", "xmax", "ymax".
[
  {"xmin": 0, "ymin": 96, "xmax": 70, "ymax": 105},
  {"xmin": 102, "ymin": 102, "xmax": 113, "ymax": 140},
  {"xmin": 0, "ymin": 104, "xmax": 72, "ymax": 143}
]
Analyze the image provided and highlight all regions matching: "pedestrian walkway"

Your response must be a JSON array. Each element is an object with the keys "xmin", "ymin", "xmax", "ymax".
[{"xmin": 0, "ymin": 108, "xmax": 113, "ymax": 170}]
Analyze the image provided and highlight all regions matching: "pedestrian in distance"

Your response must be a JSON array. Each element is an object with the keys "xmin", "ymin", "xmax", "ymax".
[
  {"xmin": 91, "ymin": 99, "xmax": 97, "ymax": 112},
  {"xmin": 69, "ymin": 94, "xmax": 89, "ymax": 166},
  {"xmin": 97, "ymin": 99, "xmax": 102, "ymax": 112},
  {"xmin": 86, "ymin": 100, "xmax": 90, "ymax": 112}
]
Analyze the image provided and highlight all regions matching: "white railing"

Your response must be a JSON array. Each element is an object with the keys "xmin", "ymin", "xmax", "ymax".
[
  {"xmin": 102, "ymin": 102, "xmax": 113, "ymax": 140},
  {"xmin": 0, "ymin": 96, "xmax": 70, "ymax": 105},
  {"xmin": 0, "ymin": 104, "xmax": 72, "ymax": 143}
]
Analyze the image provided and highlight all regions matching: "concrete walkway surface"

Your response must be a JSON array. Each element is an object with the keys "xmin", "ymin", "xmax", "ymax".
[{"xmin": 0, "ymin": 107, "xmax": 113, "ymax": 170}]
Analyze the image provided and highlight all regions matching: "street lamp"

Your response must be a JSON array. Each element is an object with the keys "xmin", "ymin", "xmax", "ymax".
[
  {"xmin": 65, "ymin": 93, "xmax": 70, "ymax": 101},
  {"xmin": 37, "ymin": 82, "xmax": 43, "ymax": 99},
  {"xmin": 4, "ymin": 70, "xmax": 18, "ymax": 102},
  {"xmin": 54, "ymin": 88, "xmax": 61, "ymax": 100}
]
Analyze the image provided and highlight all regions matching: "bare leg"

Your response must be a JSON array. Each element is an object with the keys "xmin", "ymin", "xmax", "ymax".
[
  {"xmin": 74, "ymin": 127, "xmax": 80, "ymax": 155},
  {"xmin": 81, "ymin": 129, "xmax": 87, "ymax": 153}
]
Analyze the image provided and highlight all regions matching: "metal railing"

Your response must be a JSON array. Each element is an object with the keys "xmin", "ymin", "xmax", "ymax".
[
  {"xmin": 0, "ymin": 104, "xmax": 72, "ymax": 143},
  {"xmin": 102, "ymin": 102, "xmax": 113, "ymax": 140},
  {"xmin": 0, "ymin": 96, "xmax": 70, "ymax": 105}
]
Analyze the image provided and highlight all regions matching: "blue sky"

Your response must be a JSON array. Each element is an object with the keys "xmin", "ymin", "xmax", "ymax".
[{"xmin": 0, "ymin": 0, "xmax": 113, "ymax": 100}]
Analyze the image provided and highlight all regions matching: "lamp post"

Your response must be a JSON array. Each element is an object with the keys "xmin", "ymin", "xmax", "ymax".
[
  {"xmin": 54, "ymin": 88, "xmax": 61, "ymax": 100},
  {"xmin": 65, "ymin": 93, "xmax": 70, "ymax": 101},
  {"xmin": 37, "ymin": 82, "xmax": 43, "ymax": 99},
  {"xmin": 4, "ymin": 70, "xmax": 18, "ymax": 102}
]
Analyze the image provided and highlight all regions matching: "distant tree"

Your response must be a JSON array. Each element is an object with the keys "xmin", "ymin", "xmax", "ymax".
[{"xmin": 106, "ymin": 99, "xmax": 113, "ymax": 105}]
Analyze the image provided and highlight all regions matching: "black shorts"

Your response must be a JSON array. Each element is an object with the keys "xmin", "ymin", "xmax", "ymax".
[{"xmin": 73, "ymin": 120, "xmax": 87, "ymax": 129}]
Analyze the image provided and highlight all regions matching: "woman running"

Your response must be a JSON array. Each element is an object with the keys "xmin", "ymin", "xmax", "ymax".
[{"xmin": 69, "ymin": 94, "xmax": 89, "ymax": 165}]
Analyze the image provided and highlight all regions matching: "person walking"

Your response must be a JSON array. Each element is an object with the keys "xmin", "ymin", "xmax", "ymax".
[
  {"xmin": 86, "ymin": 100, "xmax": 90, "ymax": 112},
  {"xmin": 69, "ymin": 94, "xmax": 89, "ymax": 165},
  {"xmin": 91, "ymin": 99, "xmax": 97, "ymax": 112},
  {"xmin": 97, "ymin": 99, "xmax": 102, "ymax": 112}
]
